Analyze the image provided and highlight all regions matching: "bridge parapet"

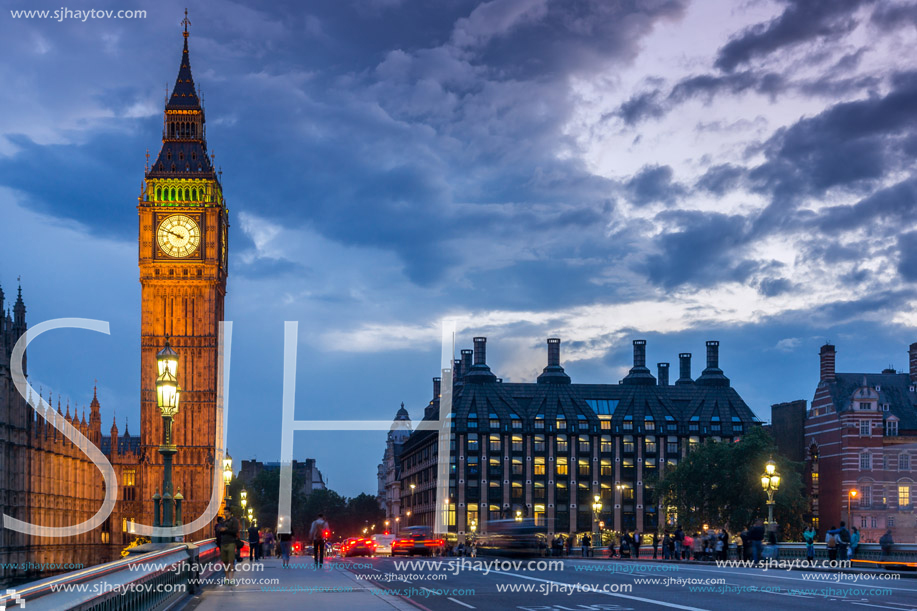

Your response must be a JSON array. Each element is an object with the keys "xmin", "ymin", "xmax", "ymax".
[{"xmin": 0, "ymin": 539, "xmax": 218, "ymax": 611}]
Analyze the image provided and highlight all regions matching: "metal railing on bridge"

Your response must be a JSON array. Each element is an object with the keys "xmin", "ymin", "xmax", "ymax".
[{"xmin": 0, "ymin": 539, "xmax": 218, "ymax": 611}]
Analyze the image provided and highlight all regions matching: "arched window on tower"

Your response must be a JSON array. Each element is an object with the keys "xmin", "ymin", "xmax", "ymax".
[
  {"xmin": 170, "ymin": 187, "xmax": 176, "ymax": 201},
  {"xmin": 191, "ymin": 188, "xmax": 197, "ymax": 200},
  {"xmin": 184, "ymin": 188, "xmax": 190, "ymax": 200},
  {"xmin": 156, "ymin": 188, "xmax": 161, "ymax": 201}
]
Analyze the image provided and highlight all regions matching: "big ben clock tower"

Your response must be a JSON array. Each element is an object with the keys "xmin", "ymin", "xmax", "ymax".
[{"xmin": 138, "ymin": 16, "xmax": 228, "ymax": 536}]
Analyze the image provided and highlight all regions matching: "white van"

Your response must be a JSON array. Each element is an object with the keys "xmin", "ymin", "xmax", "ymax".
[{"xmin": 371, "ymin": 533, "xmax": 397, "ymax": 556}]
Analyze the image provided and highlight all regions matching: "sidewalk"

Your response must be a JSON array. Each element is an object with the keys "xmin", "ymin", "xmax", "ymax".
[{"xmin": 180, "ymin": 556, "xmax": 416, "ymax": 611}]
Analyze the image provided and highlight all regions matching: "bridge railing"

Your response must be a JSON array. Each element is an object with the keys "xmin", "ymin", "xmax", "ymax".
[{"xmin": 0, "ymin": 539, "xmax": 219, "ymax": 611}]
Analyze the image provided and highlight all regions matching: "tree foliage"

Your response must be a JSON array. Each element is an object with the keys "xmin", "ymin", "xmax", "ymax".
[
  {"xmin": 654, "ymin": 427, "xmax": 807, "ymax": 539},
  {"xmin": 228, "ymin": 471, "xmax": 383, "ymax": 540}
]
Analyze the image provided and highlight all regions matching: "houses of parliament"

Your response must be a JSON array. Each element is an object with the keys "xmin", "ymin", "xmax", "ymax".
[{"xmin": 0, "ymin": 20, "xmax": 229, "ymax": 586}]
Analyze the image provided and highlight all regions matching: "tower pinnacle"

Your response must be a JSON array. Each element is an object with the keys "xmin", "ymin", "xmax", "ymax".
[{"xmin": 181, "ymin": 8, "xmax": 191, "ymax": 38}]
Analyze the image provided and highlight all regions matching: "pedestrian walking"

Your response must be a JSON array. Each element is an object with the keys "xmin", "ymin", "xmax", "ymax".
[
  {"xmin": 826, "ymin": 526, "xmax": 837, "ymax": 562},
  {"xmin": 309, "ymin": 513, "xmax": 330, "ymax": 568},
  {"xmin": 803, "ymin": 525, "xmax": 816, "ymax": 561},
  {"xmin": 262, "ymin": 528, "xmax": 275, "ymax": 559},
  {"xmin": 827, "ymin": 522, "xmax": 850, "ymax": 562},
  {"xmin": 633, "ymin": 532, "xmax": 642, "ymax": 559},
  {"xmin": 217, "ymin": 508, "xmax": 241, "ymax": 585},
  {"xmin": 278, "ymin": 527, "xmax": 294, "ymax": 568},
  {"xmin": 674, "ymin": 526, "xmax": 685, "ymax": 560},
  {"xmin": 879, "ymin": 530, "xmax": 894, "ymax": 561},
  {"xmin": 739, "ymin": 528, "xmax": 749, "ymax": 561},
  {"xmin": 248, "ymin": 522, "xmax": 260, "ymax": 562},
  {"xmin": 849, "ymin": 526, "xmax": 860, "ymax": 559},
  {"xmin": 652, "ymin": 532, "xmax": 659, "ymax": 559},
  {"xmin": 565, "ymin": 535, "xmax": 573, "ymax": 557},
  {"xmin": 581, "ymin": 533, "xmax": 591, "ymax": 557},
  {"xmin": 748, "ymin": 520, "xmax": 765, "ymax": 565}
]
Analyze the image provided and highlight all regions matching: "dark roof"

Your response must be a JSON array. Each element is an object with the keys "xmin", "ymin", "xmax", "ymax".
[
  {"xmin": 146, "ymin": 34, "xmax": 217, "ymax": 182},
  {"xmin": 167, "ymin": 36, "xmax": 200, "ymax": 110},
  {"xmin": 827, "ymin": 372, "xmax": 917, "ymax": 432},
  {"xmin": 100, "ymin": 433, "xmax": 140, "ymax": 455},
  {"xmin": 148, "ymin": 141, "xmax": 215, "ymax": 179},
  {"xmin": 399, "ymin": 344, "xmax": 760, "ymax": 455}
]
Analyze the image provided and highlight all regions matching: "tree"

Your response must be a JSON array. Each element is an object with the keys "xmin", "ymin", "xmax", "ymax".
[{"xmin": 654, "ymin": 427, "xmax": 807, "ymax": 539}]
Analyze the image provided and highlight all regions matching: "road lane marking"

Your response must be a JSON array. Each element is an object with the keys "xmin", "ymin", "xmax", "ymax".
[
  {"xmin": 600, "ymin": 563, "xmax": 917, "ymax": 593},
  {"xmin": 448, "ymin": 597, "xmax": 475, "ymax": 608},
  {"xmin": 849, "ymin": 603, "xmax": 917, "ymax": 610},
  {"xmin": 483, "ymin": 568, "xmax": 710, "ymax": 611}
]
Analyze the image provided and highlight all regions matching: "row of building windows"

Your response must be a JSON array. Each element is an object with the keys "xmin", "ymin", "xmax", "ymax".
[
  {"xmin": 853, "ymin": 484, "xmax": 915, "ymax": 508},
  {"xmin": 153, "ymin": 185, "xmax": 211, "ymax": 202},
  {"xmin": 858, "ymin": 452, "xmax": 913, "ymax": 471},
  {"xmin": 858, "ymin": 419, "xmax": 899, "ymax": 436}
]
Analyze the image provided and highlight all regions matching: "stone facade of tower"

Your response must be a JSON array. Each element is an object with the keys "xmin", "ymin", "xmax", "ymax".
[
  {"xmin": 137, "ymin": 25, "xmax": 228, "ymax": 542},
  {"xmin": 0, "ymin": 24, "xmax": 228, "ymax": 586}
]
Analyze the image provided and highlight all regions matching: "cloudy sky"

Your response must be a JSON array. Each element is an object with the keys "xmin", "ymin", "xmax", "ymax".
[{"xmin": 2, "ymin": 0, "xmax": 917, "ymax": 496}]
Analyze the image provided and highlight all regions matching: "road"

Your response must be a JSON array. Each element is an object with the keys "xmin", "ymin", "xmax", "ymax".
[
  {"xmin": 182, "ymin": 554, "xmax": 917, "ymax": 611},
  {"xmin": 337, "ymin": 554, "xmax": 917, "ymax": 611}
]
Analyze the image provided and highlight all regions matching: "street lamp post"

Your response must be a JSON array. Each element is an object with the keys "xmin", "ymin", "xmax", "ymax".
[
  {"xmin": 615, "ymin": 483, "xmax": 624, "ymax": 532},
  {"xmin": 470, "ymin": 519, "xmax": 477, "ymax": 557},
  {"xmin": 592, "ymin": 495, "xmax": 603, "ymax": 552},
  {"xmin": 848, "ymin": 489, "xmax": 858, "ymax": 527},
  {"xmin": 222, "ymin": 453, "xmax": 233, "ymax": 511},
  {"xmin": 409, "ymin": 483, "xmax": 416, "ymax": 525},
  {"xmin": 240, "ymin": 489, "xmax": 248, "ymax": 528},
  {"xmin": 760, "ymin": 458, "xmax": 782, "ymax": 534},
  {"xmin": 154, "ymin": 338, "xmax": 181, "ymax": 543}
]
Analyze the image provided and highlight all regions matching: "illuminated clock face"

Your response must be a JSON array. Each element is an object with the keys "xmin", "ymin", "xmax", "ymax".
[{"xmin": 157, "ymin": 214, "xmax": 201, "ymax": 258}]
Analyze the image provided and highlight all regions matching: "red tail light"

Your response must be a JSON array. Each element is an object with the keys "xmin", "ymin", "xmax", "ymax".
[{"xmin": 323, "ymin": 529, "xmax": 331, "ymax": 538}]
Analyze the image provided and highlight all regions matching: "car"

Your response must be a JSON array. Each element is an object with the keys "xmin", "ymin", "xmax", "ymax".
[
  {"xmin": 391, "ymin": 527, "xmax": 445, "ymax": 557},
  {"xmin": 370, "ymin": 533, "xmax": 397, "ymax": 556},
  {"xmin": 341, "ymin": 537, "xmax": 377, "ymax": 557}
]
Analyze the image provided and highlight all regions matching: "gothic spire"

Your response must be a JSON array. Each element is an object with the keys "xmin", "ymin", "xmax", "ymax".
[{"xmin": 167, "ymin": 10, "xmax": 200, "ymax": 111}]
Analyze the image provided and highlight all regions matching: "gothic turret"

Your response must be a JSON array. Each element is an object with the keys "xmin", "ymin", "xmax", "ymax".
[
  {"xmin": 12, "ymin": 284, "xmax": 25, "ymax": 335},
  {"xmin": 89, "ymin": 386, "xmax": 102, "ymax": 444},
  {"xmin": 146, "ymin": 13, "xmax": 218, "ymax": 188}
]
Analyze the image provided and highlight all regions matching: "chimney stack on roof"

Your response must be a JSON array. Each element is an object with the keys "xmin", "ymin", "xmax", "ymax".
[
  {"xmin": 547, "ymin": 338, "xmax": 561, "ymax": 367},
  {"xmin": 676, "ymin": 353, "xmax": 693, "ymax": 385},
  {"xmin": 909, "ymin": 342, "xmax": 917, "ymax": 383},
  {"xmin": 657, "ymin": 362, "xmax": 670, "ymax": 386},
  {"xmin": 461, "ymin": 349, "xmax": 473, "ymax": 375},
  {"xmin": 473, "ymin": 337, "xmax": 487, "ymax": 365},
  {"xmin": 633, "ymin": 339, "xmax": 646, "ymax": 368}
]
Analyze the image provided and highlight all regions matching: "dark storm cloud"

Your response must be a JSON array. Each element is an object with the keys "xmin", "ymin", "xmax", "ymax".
[
  {"xmin": 669, "ymin": 71, "xmax": 785, "ymax": 103},
  {"xmin": 625, "ymin": 164, "xmax": 684, "ymax": 206},
  {"xmin": 641, "ymin": 211, "xmax": 753, "ymax": 288},
  {"xmin": 0, "ymin": 131, "xmax": 153, "ymax": 233},
  {"xmin": 714, "ymin": 0, "xmax": 874, "ymax": 73},
  {"xmin": 469, "ymin": 0, "xmax": 688, "ymax": 79},
  {"xmin": 870, "ymin": 2, "xmax": 917, "ymax": 30},
  {"xmin": 897, "ymin": 230, "xmax": 917, "ymax": 281},
  {"xmin": 812, "ymin": 178, "xmax": 917, "ymax": 233},
  {"xmin": 695, "ymin": 164, "xmax": 745, "ymax": 195},
  {"xmin": 749, "ymin": 70, "xmax": 917, "ymax": 232},
  {"xmin": 616, "ymin": 90, "xmax": 666, "ymax": 126}
]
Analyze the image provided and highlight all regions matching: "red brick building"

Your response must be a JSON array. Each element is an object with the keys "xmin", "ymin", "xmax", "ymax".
[{"xmin": 805, "ymin": 343, "xmax": 917, "ymax": 543}]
